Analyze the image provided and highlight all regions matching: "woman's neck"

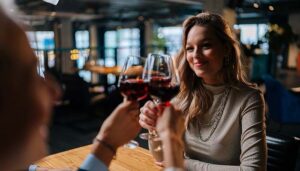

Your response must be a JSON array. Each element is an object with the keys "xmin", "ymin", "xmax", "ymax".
[{"xmin": 202, "ymin": 77, "xmax": 224, "ymax": 86}]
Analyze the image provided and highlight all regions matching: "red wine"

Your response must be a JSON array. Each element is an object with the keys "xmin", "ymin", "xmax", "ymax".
[
  {"xmin": 149, "ymin": 77, "xmax": 179, "ymax": 103},
  {"xmin": 119, "ymin": 79, "xmax": 148, "ymax": 101}
]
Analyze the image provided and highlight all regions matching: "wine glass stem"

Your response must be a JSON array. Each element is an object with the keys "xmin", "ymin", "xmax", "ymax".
[{"xmin": 149, "ymin": 129, "xmax": 157, "ymax": 136}]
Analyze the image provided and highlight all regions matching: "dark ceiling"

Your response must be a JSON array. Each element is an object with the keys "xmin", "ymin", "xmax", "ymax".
[
  {"xmin": 15, "ymin": 0, "xmax": 300, "ymax": 28},
  {"xmin": 242, "ymin": 0, "xmax": 300, "ymax": 16},
  {"xmin": 16, "ymin": 0, "xmax": 202, "ymax": 28}
]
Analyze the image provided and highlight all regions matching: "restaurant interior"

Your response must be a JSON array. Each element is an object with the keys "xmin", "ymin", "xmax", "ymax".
[{"xmin": 9, "ymin": 0, "xmax": 300, "ymax": 170}]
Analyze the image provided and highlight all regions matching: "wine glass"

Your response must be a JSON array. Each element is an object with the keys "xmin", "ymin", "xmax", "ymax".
[
  {"xmin": 140, "ymin": 53, "xmax": 180, "ymax": 139},
  {"xmin": 144, "ymin": 53, "xmax": 180, "ymax": 106},
  {"xmin": 118, "ymin": 55, "xmax": 148, "ymax": 148}
]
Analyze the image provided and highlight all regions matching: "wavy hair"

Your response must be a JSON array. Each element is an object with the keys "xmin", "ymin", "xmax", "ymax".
[{"xmin": 173, "ymin": 12, "xmax": 251, "ymax": 127}]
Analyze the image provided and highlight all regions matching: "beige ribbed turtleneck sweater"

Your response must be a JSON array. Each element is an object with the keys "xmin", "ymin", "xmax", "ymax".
[{"xmin": 184, "ymin": 83, "xmax": 267, "ymax": 171}]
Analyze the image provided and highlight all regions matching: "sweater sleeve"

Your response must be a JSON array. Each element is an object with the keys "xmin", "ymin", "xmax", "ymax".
[
  {"xmin": 184, "ymin": 91, "xmax": 267, "ymax": 171},
  {"xmin": 79, "ymin": 154, "xmax": 108, "ymax": 171}
]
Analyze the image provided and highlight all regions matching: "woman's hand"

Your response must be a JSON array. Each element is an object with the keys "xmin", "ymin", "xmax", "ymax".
[{"xmin": 139, "ymin": 100, "xmax": 159, "ymax": 130}]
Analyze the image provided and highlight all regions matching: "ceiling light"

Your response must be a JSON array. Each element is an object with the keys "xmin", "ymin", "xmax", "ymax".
[
  {"xmin": 43, "ymin": 0, "xmax": 59, "ymax": 5},
  {"xmin": 253, "ymin": 2, "xmax": 259, "ymax": 8}
]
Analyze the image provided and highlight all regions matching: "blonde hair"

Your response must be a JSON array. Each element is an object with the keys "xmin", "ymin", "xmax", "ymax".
[{"xmin": 174, "ymin": 12, "xmax": 251, "ymax": 127}]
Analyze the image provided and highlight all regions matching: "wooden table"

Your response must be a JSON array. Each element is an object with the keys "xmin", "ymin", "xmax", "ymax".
[
  {"xmin": 291, "ymin": 86, "xmax": 300, "ymax": 93},
  {"xmin": 83, "ymin": 65, "xmax": 121, "ymax": 75},
  {"xmin": 36, "ymin": 145, "xmax": 162, "ymax": 171}
]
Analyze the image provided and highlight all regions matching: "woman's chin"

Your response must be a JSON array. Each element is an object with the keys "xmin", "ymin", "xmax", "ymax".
[{"xmin": 194, "ymin": 71, "xmax": 206, "ymax": 79}]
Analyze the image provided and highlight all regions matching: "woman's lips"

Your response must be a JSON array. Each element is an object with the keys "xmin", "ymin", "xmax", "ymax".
[{"xmin": 194, "ymin": 61, "xmax": 208, "ymax": 67}]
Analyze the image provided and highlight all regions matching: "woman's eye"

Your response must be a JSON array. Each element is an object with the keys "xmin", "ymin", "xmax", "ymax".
[
  {"xmin": 202, "ymin": 43, "xmax": 211, "ymax": 49},
  {"xmin": 186, "ymin": 47, "xmax": 193, "ymax": 52}
]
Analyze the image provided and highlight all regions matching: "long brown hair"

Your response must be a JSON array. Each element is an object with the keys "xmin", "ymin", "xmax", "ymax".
[{"xmin": 174, "ymin": 12, "xmax": 251, "ymax": 127}]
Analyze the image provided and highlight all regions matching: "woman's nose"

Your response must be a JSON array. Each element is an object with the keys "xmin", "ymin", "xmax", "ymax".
[{"xmin": 192, "ymin": 48, "xmax": 202, "ymax": 59}]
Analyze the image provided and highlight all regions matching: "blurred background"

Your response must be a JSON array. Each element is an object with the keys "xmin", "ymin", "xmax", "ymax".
[{"xmin": 8, "ymin": 0, "xmax": 300, "ymax": 169}]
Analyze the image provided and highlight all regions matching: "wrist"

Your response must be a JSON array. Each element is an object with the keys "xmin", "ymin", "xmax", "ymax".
[
  {"xmin": 96, "ymin": 133, "xmax": 119, "ymax": 151},
  {"xmin": 162, "ymin": 133, "xmax": 183, "ymax": 150},
  {"xmin": 94, "ymin": 138, "xmax": 117, "ymax": 155},
  {"xmin": 160, "ymin": 130, "xmax": 180, "ymax": 143},
  {"xmin": 91, "ymin": 138, "xmax": 116, "ymax": 166},
  {"xmin": 161, "ymin": 131, "xmax": 184, "ymax": 168}
]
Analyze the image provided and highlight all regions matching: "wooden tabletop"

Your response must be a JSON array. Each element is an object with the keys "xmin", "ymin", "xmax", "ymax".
[
  {"xmin": 83, "ymin": 65, "xmax": 121, "ymax": 75},
  {"xmin": 35, "ymin": 145, "xmax": 162, "ymax": 171},
  {"xmin": 291, "ymin": 86, "xmax": 300, "ymax": 93}
]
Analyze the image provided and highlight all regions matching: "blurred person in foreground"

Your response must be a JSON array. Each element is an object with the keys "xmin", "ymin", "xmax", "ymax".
[
  {"xmin": 140, "ymin": 12, "xmax": 267, "ymax": 171},
  {"xmin": 0, "ymin": 5, "xmax": 185, "ymax": 171}
]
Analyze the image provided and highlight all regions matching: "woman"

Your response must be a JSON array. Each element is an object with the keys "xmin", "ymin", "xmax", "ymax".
[
  {"xmin": 0, "ymin": 5, "xmax": 185, "ymax": 171},
  {"xmin": 139, "ymin": 12, "xmax": 267, "ymax": 170}
]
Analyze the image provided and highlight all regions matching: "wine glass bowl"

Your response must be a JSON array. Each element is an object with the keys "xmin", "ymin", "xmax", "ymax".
[
  {"xmin": 118, "ymin": 56, "xmax": 148, "ymax": 101},
  {"xmin": 144, "ymin": 53, "xmax": 180, "ymax": 106},
  {"xmin": 148, "ymin": 77, "xmax": 180, "ymax": 106}
]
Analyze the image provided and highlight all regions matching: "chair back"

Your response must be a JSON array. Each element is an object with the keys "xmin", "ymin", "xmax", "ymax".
[
  {"xmin": 262, "ymin": 74, "xmax": 300, "ymax": 123},
  {"xmin": 267, "ymin": 132, "xmax": 299, "ymax": 171}
]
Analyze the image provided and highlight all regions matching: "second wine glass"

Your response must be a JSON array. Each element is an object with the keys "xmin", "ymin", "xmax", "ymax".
[
  {"xmin": 144, "ymin": 53, "xmax": 180, "ymax": 107},
  {"xmin": 139, "ymin": 53, "xmax": 180, "ymax": 141}
]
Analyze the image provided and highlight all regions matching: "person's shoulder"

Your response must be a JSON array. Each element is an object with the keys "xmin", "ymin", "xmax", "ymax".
[
  {"xmin": 231, "ymin": 82, "xmax": 263, "ymax": 99},
  {"xmin": 230, "ymin": 83, "xmax": 265, "ymax": 116}
]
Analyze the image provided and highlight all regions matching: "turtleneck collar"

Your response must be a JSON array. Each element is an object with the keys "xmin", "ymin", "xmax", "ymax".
[{"xmin": 203, "ymin": 83, "xmax": 227, "ymax": 95}]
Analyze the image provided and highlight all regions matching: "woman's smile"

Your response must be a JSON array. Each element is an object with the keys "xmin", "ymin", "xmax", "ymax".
[{"xmin": 194, "ymin": 60, "xmax": 208, "ymax": 68}]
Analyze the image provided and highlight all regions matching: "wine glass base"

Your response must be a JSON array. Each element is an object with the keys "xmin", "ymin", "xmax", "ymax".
[
  {"xmin": 139, "ymin": 132, "xmax": 150, "ymax": 140},
  {"xmin": 124, "ymin": 140, "xmax": 139, "ymax": 149},
  {"xmin": 139, "ymin": 132, "xmax": 161, "ymax": 141}
]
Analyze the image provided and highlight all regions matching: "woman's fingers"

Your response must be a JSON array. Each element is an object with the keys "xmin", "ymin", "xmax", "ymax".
[
  {"xmin": 139, "ymin": 113, "xmax": 155, "ymax": 129},
  {"xmin": 141, "ymin": 101, "xmax": 158, "ymax": 119},
  {"xmin": 141, "ymin": 107, "xmax": 157, "ymax": 120},
  {"xmin": 139, "ymin": 100, "xmax": 159, "ymax": 130}
]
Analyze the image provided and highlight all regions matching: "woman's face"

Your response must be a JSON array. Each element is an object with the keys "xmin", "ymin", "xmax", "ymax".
[{"xmin": 185, "ymin": 25, "xmax": 227, "ymax": 85}]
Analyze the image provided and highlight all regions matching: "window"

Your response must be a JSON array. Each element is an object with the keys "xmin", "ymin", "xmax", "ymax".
[
  {"xmin": 27, "ymin": 31, "xmax": 55, "ymax": 50},
  {"xmin": 104, "ymin": 28, "xmax": 140, "ymax": 84},
  {"xmin": 238, "ymin": 24, "xmax": 258, "ymax": 44},
  {"xmin": 75, "ymin": 30, "xmax": 91, "ymax": 82},
  {"xmin": 235, "ymin": 24, "xmax": 269, "ymax": 54},
  {"xmin": 117, "ymin": 28, "xmax": 140, "ymax": 66},
  {"xmin": 26, "ymin": 31, "xmax": 55, "ymax": 76},
  {"xmin": 75, "ymin": 30, "xmax": 89, "ymax": 48},
  {"xmin": 157, "ymin": 26, "xmax": 182, "ymax": 56}
]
